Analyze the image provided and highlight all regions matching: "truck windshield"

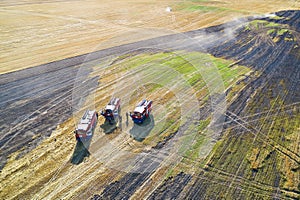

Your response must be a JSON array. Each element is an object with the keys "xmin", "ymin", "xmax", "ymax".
[
  {"xmin": 134, "ymin": 112, "xmax": 141, "ymax": 117},
  {"xmin": 106, "ymin": 109, "xmax": 112, "ymax": 114},
  {"xmin": 77, "ymin": 130, "xmax": 86, "ymax": 134}
]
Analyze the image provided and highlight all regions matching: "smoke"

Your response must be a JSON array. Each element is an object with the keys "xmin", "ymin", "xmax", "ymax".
[
  {"xmin": 190, "ymin": 17, "xmax": 251, "ymax": 50},
  {"xmin": 263, "ymin": 13, "xmax": 277, "ymax": 18}
]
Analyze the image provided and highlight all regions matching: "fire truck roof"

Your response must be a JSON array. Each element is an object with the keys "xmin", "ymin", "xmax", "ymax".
[
  {"xmin": 77, "ymin": 110, "xmax": 96, "ymax": 131},
  {"xmin": 105, "ymin": 97, "xmax": 120, "ymax": 111},
  {"xmin": 105, "ymin": 105, "xmax": 115, "ymax": 111},
  {"xmin": 134, "ymin": 106, "xmax": 145, "ymax": 113},
  {"xmin": 134, "ymin": 100, "xmax": 152, "ymax": 113}
]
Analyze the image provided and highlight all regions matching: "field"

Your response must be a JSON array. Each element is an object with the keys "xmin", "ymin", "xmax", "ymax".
[
  {"xmin": 0, "ymin": 0, "xmax": 300, "ymax": 199},
  {"xmin": 1, "ymin": 0, "xmax": 299, "ymax": 74}
]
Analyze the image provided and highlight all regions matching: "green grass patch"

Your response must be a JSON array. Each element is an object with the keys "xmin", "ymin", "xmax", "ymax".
[
  {"xmin": 278, "ymin": 29, "xmax": 289, "ymax": 35},
  {"xmin": 252, "ymin": 20, "xmax": 267, "ymax": 27},
  {"xmin": 270, "ymin": 15, "xmax": 285, "ymax": 20},
  {"xmin": 190, "ymin": 0, "xmax": 210, "ymax": 2},
  {"xmin": 265, "ymin": 21, "xmax": 282, "ymax": 28},
  {"xmin": 164, "ymin": 168, "xmax": 175, "ymax": 179},
  {"xmin": 183, "ymin": 5, "xmax": 226, "ymax": 12},
  {"xmin": 108, "ymin": 51, "xmax": 250, "ymax": 154},
  {"xmin": 175, "ymin": 1, "xmax": 229, "ymax": 13},
  {"xmin": 180, "ymin": 119, "xmax": 211, "ymax": 163},
  {"xmin": 267, "ymin": 29, "xmax": 276, "ymax": 35},
  {"xmin": 246, "ymin": 20, "xmax": 284, "ymax": 31},
  {"xmin": 245, "ymin": 20, "xmax": 291, "ymax": 40}
]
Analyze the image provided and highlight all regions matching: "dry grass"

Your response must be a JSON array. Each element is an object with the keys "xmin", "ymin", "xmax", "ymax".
[{"xmin": 1, "ymin": 0, "xmax": 299, "ymax": 74}]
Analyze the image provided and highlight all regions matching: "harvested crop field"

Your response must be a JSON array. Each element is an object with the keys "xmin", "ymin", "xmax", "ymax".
[
  {"xmin": 1, "ymin": 0, "xmax": 299, "ymax": 74},
  {"xmin": 0, "ymin": 0, "xmax": 300, "ymax": 199}
]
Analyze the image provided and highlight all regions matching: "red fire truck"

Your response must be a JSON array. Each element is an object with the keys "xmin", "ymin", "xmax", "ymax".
[
  {"xmin": 100, "ymin": 97, "xmax": 121, "ymax": 124},
  {"xmin": 130, "ymin": 99, "xmax": 152, "ymax": 124},
  {"xmin": 74, "ymin": 110, "xmax": 98, "ymax": 141}
]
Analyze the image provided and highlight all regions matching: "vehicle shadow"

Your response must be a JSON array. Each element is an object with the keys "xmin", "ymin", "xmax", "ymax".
[
  {"xmin": 70, "ymin": 140, "xmax": 91, "ymax": 165},
  {"xmin": 129, "ymin": 114, "xmax": 155, "ymax": 142},
  {"xmin": 100, "ymin": 118, "xmax": 119, "ymax": 134}
]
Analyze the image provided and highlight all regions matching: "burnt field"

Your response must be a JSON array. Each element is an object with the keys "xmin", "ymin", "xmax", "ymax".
[
  {"xmin": 154, "ymin": 10, "xmax": 300, "ymax": 199},
  {"xmin": 90, "ymin": 10, "xmax": 300, "ymax": 200},
  {"xmin": 1, "ymin": 9, "xmax": 300, "ymax": 200}
]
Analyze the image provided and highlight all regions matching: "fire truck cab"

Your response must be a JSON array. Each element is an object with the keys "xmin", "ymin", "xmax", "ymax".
[
  {"xmin": 100, "ymin": 97, "xmax": 121, "ymax": 124},
  {"xmin": 130, "ymin": 99, "xmax": 152, "ymax": 124}
]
